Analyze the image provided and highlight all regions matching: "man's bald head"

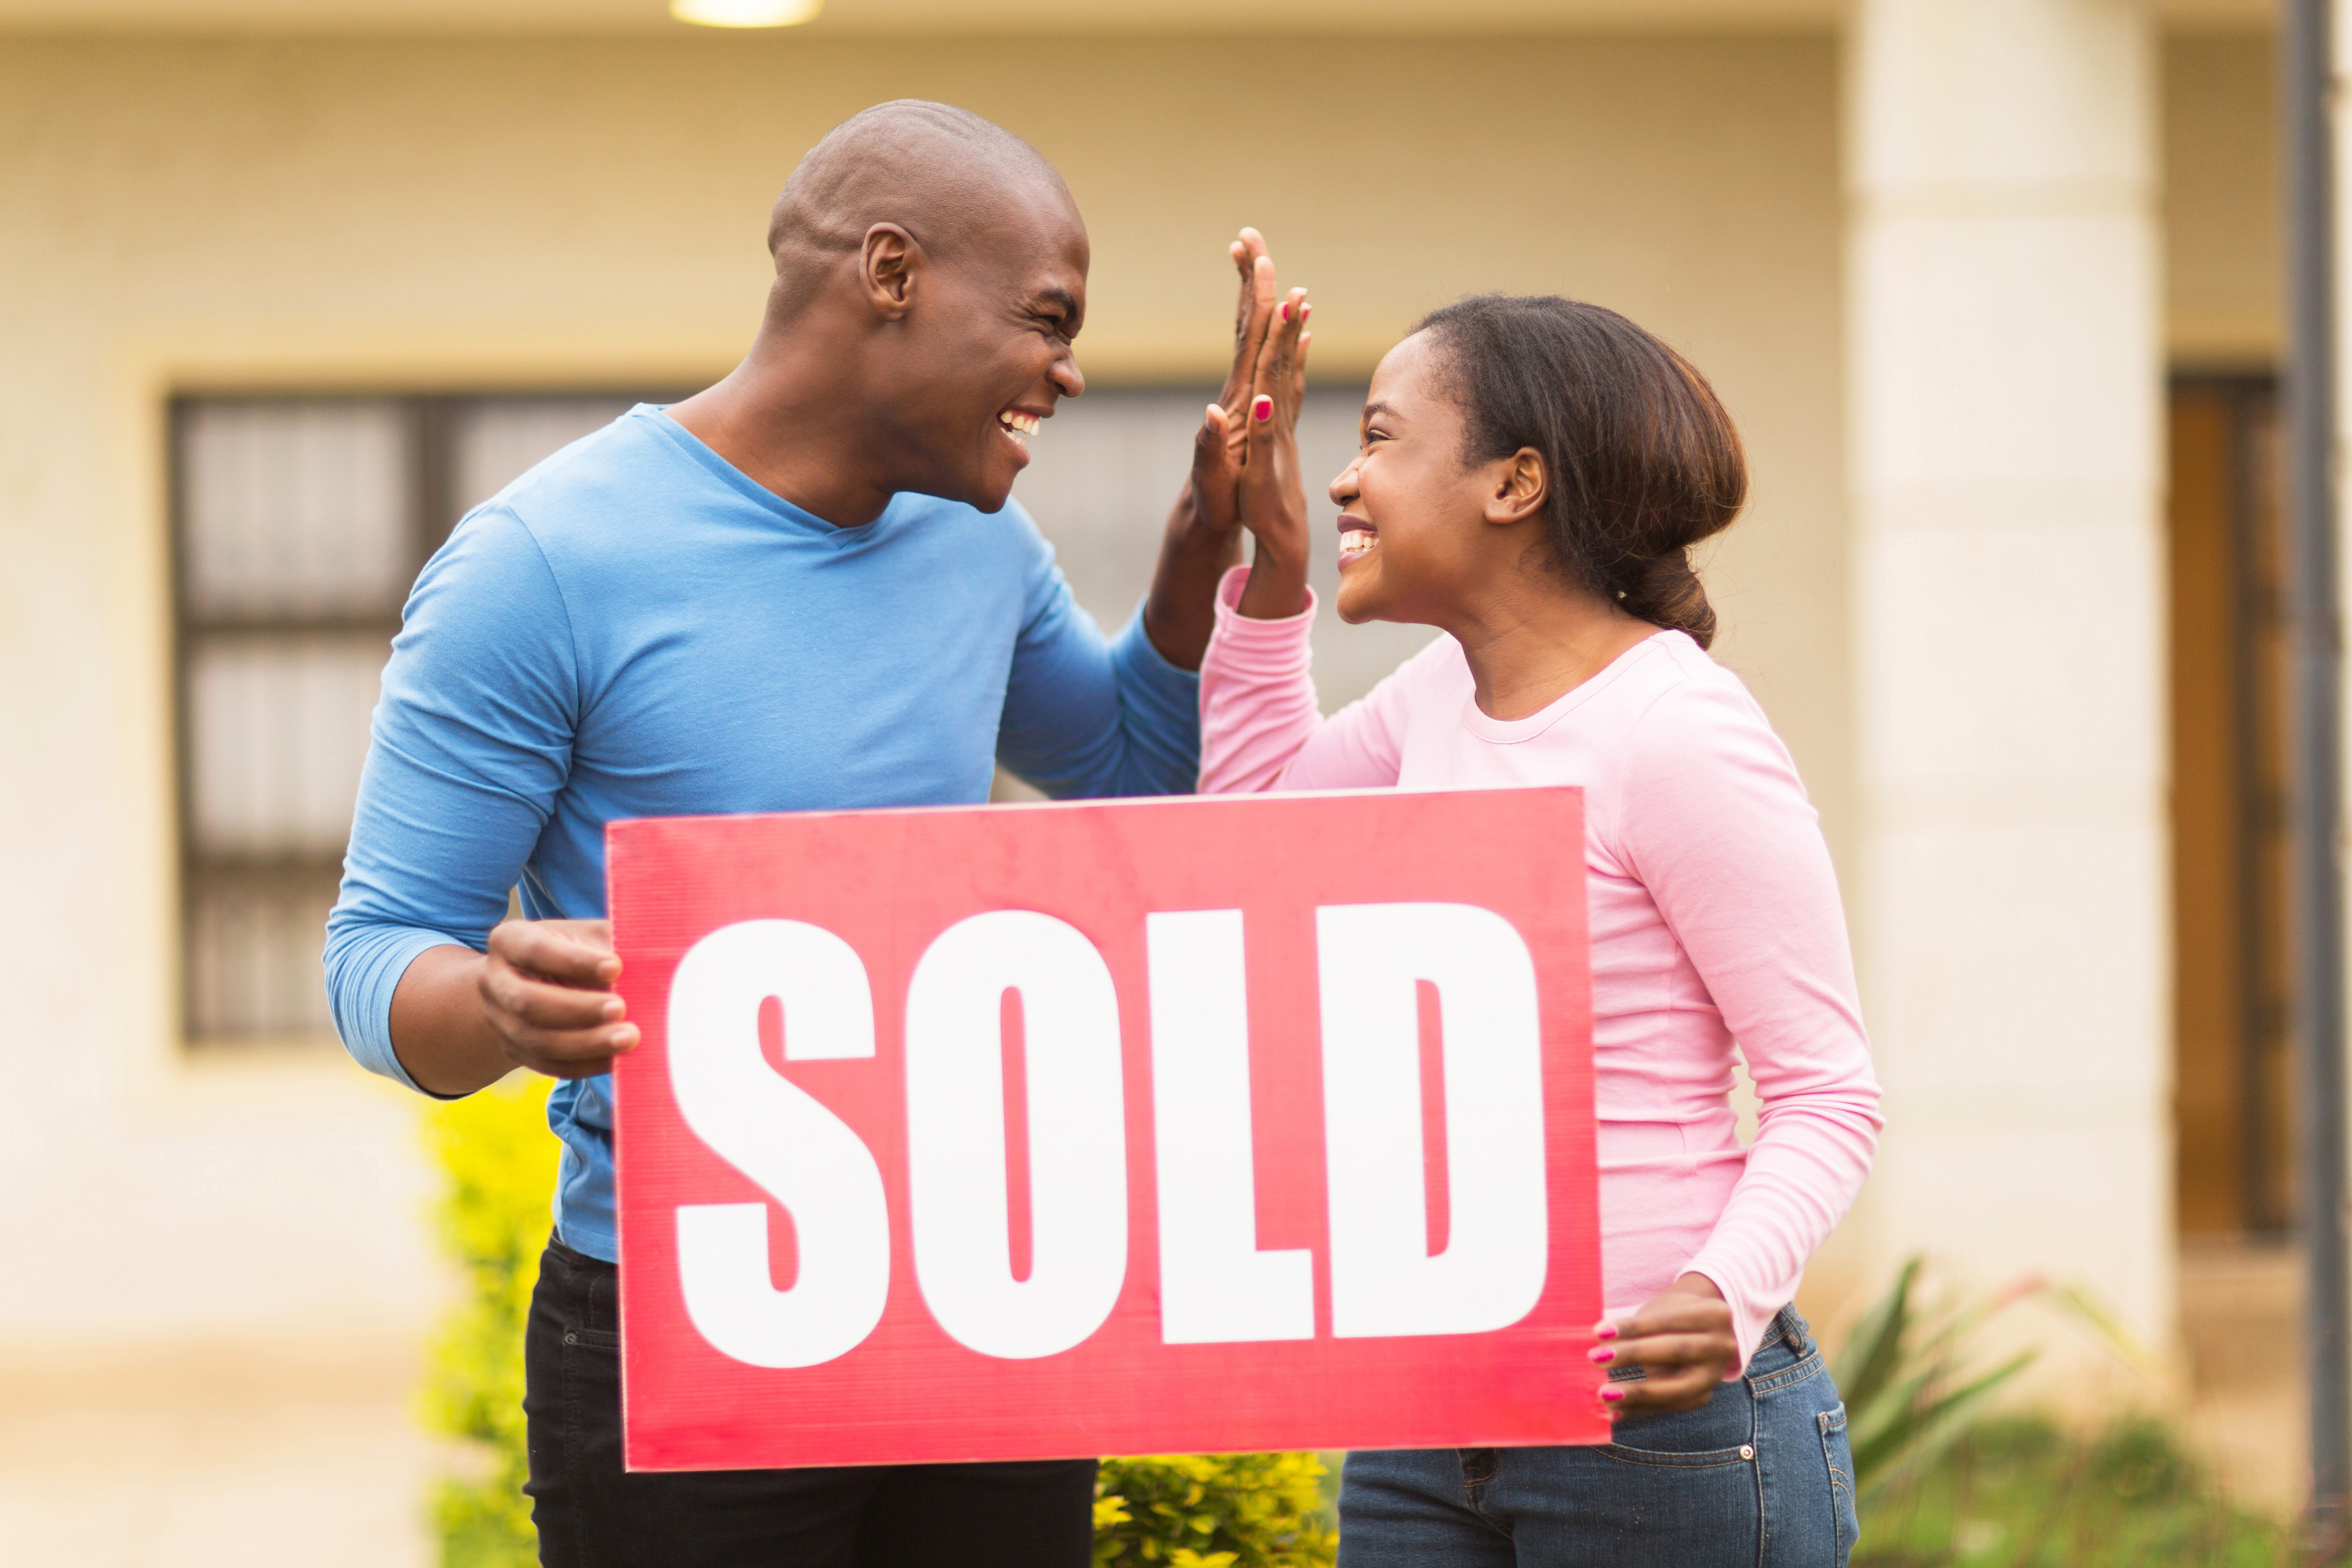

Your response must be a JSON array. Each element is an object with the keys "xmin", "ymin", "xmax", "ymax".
[{"xmin": 766, "ymin": 101, "xmax": 1074, "ymax": 317}]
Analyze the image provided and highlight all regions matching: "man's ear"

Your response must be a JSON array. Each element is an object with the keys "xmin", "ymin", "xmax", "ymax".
[
  {"xmin": 1483, "ymin": 448, "xmax": 1548, "ymax": 527},
  {"xmin": 861, "ymin": 223, "xmax": 922, "ymax": 321}
]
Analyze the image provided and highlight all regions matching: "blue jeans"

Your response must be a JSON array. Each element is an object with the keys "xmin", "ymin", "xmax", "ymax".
[{"xmin": 1338, "ymin": 1306, "xmax": 1857, "ymax": 1568}]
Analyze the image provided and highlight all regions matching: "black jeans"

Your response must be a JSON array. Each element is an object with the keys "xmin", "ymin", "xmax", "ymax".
[{"xmin": 523, "ymin": 1237, "xmax": 1098, "ymax": 1568}]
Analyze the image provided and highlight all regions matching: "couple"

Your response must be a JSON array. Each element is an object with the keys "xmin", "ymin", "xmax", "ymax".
[{"xmin": 327, "ymin": 100, "xmax": 1881, "ymax": 1568}]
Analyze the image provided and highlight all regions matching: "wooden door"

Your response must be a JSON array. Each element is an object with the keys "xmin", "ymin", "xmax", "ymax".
[{"xmin": 2169, "ymin": 375, "xmax": 2294, "ymax": 1236}]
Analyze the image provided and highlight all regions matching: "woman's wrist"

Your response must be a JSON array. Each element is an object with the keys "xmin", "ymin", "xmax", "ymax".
[
  {"xmin": 1668, "ymin": 1272, "xmax": 1726, "ymax": 1303},
  {"xmin": 1234, "ymin": 542, "xmax": 1310, "ymax": 620}
]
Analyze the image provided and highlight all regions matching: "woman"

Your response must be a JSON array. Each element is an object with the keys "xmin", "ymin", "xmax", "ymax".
[{"xmin": 1194, "ymin": 293, "xmax": 1883, "ymax": 1566}]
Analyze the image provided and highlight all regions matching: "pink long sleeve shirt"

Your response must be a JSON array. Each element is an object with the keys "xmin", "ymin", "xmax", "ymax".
[{"xmin": 1198, "ymin": 568, "xmax": 1883, "ymax": 1375}]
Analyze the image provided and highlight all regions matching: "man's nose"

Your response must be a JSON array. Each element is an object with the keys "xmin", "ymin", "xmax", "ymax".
[{"xmin": 1051, "ymin": 355, "xmax": 1085, "ymax": 400}]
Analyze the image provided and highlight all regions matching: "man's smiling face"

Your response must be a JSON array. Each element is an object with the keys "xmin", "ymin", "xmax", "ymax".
[{"xmin": 886, "ymin": 183, "xmax": 1089, "ymax": 515}]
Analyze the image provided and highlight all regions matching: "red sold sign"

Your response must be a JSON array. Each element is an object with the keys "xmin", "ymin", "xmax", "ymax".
[{"xmin": 610, "ymin": 788, "xmax": 1604, "ymax": 1470}]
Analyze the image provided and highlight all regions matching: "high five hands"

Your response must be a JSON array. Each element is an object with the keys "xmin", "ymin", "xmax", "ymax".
[{"xmin": 1192, "ymin": 229, "xmax": 1313, "ymax": 621}]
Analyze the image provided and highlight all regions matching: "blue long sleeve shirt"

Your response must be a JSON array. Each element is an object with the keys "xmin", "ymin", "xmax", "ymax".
[{"xmin": 325, "ymin": 405, "xmax": 1200, "ymax": 1261}]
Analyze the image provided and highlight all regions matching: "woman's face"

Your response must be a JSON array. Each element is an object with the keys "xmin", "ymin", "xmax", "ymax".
[{"xmin": 1328, "ymin": 332, "xmax": 1497, "ymax": 627}]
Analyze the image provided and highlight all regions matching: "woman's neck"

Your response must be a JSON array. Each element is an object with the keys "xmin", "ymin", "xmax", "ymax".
[{"xmin": 1441, "ymin": 574, "xmax": 1661, "ymax": 722}]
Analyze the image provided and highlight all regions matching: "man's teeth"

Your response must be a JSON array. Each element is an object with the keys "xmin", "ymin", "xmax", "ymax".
[
  {"xmin": 1339, "ymin": 529, "xmax": 1376, "ymax": 560},
  {"xmin": 998, "ymin": 411, "xmax": 1040, "ymax": 445}
]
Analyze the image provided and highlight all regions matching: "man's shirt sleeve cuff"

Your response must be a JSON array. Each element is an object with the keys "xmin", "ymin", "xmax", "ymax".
[
  {"xmin": 325, "ymin": 923, "xmax": 475, "ymax": 1098},
  {"xmin": 1109, "ymin": 604, "xmax": 1203, "ymax": 751}
]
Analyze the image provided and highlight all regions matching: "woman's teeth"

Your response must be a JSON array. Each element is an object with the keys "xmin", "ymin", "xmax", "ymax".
[
  {"xmin": 998, "ymin": 410, "xmax": 1040, "ymax": 446},
  {"xmin": 1339, "ymin": 528, "xmax": 1376, "ymax": 561}
]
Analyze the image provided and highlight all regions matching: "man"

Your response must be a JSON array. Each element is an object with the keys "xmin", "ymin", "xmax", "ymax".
[{"xmin": 325, "ymin": 100, "xmax": 1305, "ymax": 1566}]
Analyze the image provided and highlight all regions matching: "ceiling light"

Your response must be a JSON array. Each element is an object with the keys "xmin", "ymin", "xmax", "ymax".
[{"xmin": 671, "ymin": 0, "xmax": 822, "ymax": 26}]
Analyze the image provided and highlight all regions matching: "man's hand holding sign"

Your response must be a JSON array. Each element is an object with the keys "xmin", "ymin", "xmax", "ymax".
[{"xmin": 608, "ymin": 789, "xmax": 1608, "ymax": 1468}]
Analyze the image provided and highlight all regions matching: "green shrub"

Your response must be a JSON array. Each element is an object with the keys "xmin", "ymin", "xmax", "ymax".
[
  {"xmin": 1835, "ymin": 1258, "xmax": 2042, "ymax": 1505},
  {"xmin": 423, "ymin": 1073, "xmax": 558, "ymax": 1568},
  {"xmin": 1857, "ymin": 1415, "xmax": 2288, "ymax": 1567},
  {"xmin": 1094, "ymin": 1452, "xmax": 1337, "ymax": 1568},
  {"xmin": 1832, "ymin": 1258, "xmax": 2288, "ymax": 1566},
  {"xmin": 420, "ymin": 1076, "xmax": 1337, "ymax": 1568}
]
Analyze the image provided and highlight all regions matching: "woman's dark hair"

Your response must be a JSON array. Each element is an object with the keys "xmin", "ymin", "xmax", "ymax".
[{"xmin": 1412, "ymin": 294, "xmax": 1747, "ymax": 649}]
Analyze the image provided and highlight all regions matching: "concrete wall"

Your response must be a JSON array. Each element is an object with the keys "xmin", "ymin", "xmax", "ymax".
[{"xmin": 0, "ymin": 30, "xmax": 1849, "ymax": 1352}]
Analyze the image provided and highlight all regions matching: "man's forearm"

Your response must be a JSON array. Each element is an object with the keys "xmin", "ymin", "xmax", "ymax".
[
  {"xmin": 1140, "ymin": 488, "xmax": 1244, "ymax": 671},
  {"xmin": 389, "ymin": 944, "xmax": 514, "ymax": 1097}
]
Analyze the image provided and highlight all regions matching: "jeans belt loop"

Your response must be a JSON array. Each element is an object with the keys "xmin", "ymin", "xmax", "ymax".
[{"xmin": 1778, "ymin": 1303, "xmax": 1811, "ymax": 1359}]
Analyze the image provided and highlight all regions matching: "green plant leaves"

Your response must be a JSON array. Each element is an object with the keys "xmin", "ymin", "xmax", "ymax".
[
  {"xmin": 1856, "ymin": 1416, "xmax": 2289, "ymax": 1566},
  {"xmin": 1834, "ymin": 1257, "xmax": 2065, "ymax": 1507},
  {"xmin": 1093, "ymin": 1452, "xmax": 1336, "ymax": 1568},
  {"xmin": 422, "ymin": 1074, "xmax": 559, "ymax": 1568},
  {"xmin": 1835, "ymin": 1257, "xmax": 2286, "ymax": 1566}
]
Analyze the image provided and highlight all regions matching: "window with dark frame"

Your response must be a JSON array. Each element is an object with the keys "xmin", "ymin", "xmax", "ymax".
[{"xmin": 171, "ymin": 392, "xmax": 668, "ymax": 1045}]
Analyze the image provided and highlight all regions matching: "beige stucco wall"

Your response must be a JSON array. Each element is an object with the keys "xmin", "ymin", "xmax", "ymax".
[{"xmin": 0, "ymin": 31, "xmax": 1849, "ymax": 1352}]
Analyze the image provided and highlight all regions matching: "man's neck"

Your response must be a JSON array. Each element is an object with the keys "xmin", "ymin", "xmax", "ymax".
[{"xmin": 668, "ymin": 326, "xmax": 900, "ymax": 529}]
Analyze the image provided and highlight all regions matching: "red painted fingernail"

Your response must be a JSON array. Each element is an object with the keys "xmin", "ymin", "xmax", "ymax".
[
  {"xmin": 1280, "ymin": 301, "xmax": 1292, "ymax": 322},
  {"xmin": 1587, "ymin": 1346, "xmax": 1614, "ymax": 1364},
  {"xmin": 1253, "ymin": 396, "xmax": 1273, "ymax": 422},
  {"xmin": 1595, "ymin": 1323, "xmax": 1619, "ymax": 1341},
  {"xmin": 1600, "ymin": 1387, "xmax": 1626, "ymax": 1404}
]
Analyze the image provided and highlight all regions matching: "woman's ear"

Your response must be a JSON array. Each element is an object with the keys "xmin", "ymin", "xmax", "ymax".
[{"xmin": 1482, "ymin": 448, "xmax": 1548, "ymax": 527}]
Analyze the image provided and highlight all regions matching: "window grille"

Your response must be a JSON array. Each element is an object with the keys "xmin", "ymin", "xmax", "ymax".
[{"xmin": 172, "ymin": 392, "xmax": 653, "ymax": 1044}]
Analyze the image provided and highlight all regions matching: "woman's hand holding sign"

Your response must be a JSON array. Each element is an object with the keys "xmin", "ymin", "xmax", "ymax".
[{"xmin": 1589, "ymin": 1273, "xmax": 1742, "ymax": 1419}]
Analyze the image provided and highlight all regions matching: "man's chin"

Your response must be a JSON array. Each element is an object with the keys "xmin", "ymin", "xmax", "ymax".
[{"xmin": 972, "ymin": 452, "xmax": 1025, "ymax": 514}]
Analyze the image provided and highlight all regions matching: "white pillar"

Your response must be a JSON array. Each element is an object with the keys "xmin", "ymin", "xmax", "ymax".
[{"xmin": 1846, "ymin": 0, "xmax": 2172, "ymax": 1374}]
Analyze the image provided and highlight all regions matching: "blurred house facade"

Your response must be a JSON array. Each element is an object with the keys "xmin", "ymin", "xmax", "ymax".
[{"xmin": 0, "ymin": 0, "xmax": 2311, "ymax": 1557}]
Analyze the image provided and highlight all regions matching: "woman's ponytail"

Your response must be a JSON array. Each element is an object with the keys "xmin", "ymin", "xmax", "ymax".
[{"xmin": 1610, "ymin": 549, "xmax": 1718, "ymax": 649}]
